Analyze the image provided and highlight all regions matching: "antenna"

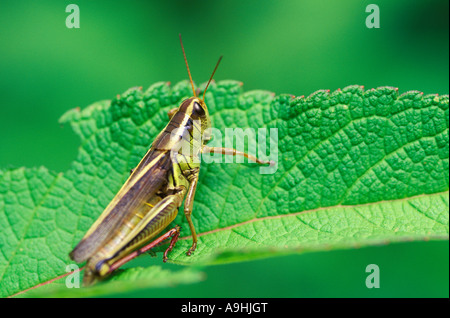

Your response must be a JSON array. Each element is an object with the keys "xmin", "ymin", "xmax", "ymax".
[
  {"xmin": 179, "ymin": 34, "xmax": 196, "ymax": 97},
  {"xmin": 202, "ymin": 56, "xmax": 223, "ymax": 102}
]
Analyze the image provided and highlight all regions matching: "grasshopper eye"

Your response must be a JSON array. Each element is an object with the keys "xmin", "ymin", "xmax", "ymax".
[{"xmin": 192, "ymin": 102, "xmax": 205, "ymax": 117}]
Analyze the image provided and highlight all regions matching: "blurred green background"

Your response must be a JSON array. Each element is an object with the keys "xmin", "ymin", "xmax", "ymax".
[{"xmin": 0, "ymin": 0, "xmax": 448, "ymax": 297}]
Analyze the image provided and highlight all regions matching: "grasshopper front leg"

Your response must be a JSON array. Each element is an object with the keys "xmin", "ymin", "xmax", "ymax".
[
  {"xmin": 167, "ymin": 107, "xmax": 178, "ymax": 119},
  {"xmin": 202, "ymin": 146, "xmax": 274, "ymax": 165}
]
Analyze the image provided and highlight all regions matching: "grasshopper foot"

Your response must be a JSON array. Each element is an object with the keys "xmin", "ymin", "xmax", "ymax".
[
  {"xmin": 186, "ymin": 243, "xmax": 197, "ymax": 256},
  {"xmin": 163, "ymin": 225, "xmax": 181, "ymax": 262}
]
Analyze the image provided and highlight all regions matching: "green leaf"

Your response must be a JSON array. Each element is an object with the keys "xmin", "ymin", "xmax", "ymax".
[{"xmin": 0, "ymin": 81, "xmax": 448, "ymax": 297}]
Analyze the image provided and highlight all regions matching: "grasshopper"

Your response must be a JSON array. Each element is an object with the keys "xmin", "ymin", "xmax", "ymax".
[{"xmin": 69, "ymin": 35, "xmax": 273, "ymax": 285}]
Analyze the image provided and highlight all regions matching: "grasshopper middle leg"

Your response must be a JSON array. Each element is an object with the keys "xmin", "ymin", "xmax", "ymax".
[{"xmin": 183, "ymin": 170, "xmax": 200, "ymax": 255}]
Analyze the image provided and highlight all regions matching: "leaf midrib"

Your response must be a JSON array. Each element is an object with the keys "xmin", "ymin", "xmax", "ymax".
[{"xmin": 179, "ymin": 190, "xmax": 450, "ymax": 241}]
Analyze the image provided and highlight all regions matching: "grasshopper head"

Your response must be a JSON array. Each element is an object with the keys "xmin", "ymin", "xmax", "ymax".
[{"xmin": 179, "ymin": 97, "xmax": 212, "ymax": 143}]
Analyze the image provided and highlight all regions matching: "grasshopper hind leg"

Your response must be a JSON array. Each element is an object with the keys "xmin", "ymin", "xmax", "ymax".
[
  {"xmin": 163, "ymin": 225, "xmax": 181, "ymax": 262},
  {"xmin": 107, "ymin": 225, "xmax": 182, "ymax": 274},
  {"xmin": 83, "ymin": 225, "xmax": 182, "ymax": 286},
  {"xmin": 107, "ymin": 190, "xmax": 186, "ymax": 270},
  {"xmin": 83, "ymin": 189, "xmax": 186, "ymax": 286}
]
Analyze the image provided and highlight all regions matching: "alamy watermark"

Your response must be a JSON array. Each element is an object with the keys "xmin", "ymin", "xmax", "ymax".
[
  {"xmin": 365, "ymin": 264, "xmax": 380, "ymax": 288},
  {"xmin": 65, "ymin": 264, "xmax": 81, "ymax": 288},
  {"xmin": 365, "ymin": 4, "xmax": 380, "ymax": 28},
  {"xmin": 66, "ymin": 4, "xmax": 80, "ymax": 28}
]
